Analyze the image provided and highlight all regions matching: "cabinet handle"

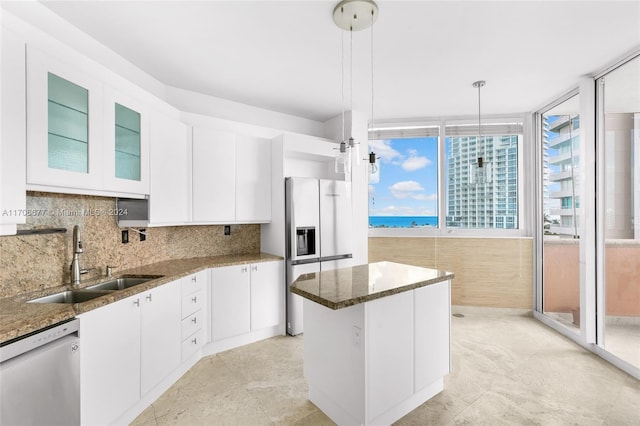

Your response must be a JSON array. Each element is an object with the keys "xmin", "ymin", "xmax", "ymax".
[
  {"xmin": 191, "ymin": 317, "xmax": 197, "ymax": 324},
  {"xmin": 191, "ymin": 296, "xmax": 197, "ymax": 303},
  {"xmin": 146, "ymin": 294, "xmax": 152, "ymax": 302},
  {"xmin": 191, "ymin": 276, "xmax": 197, "ymax": 282},
  {"xmin": 191, "ymin": 337, "xmax": 198, "ymax": 345},
  {"xmin": 252, "ymin": 265, "xmax": 258, "ymax": 272},
  {"xmin": 133, "ymin": 299, "xmax": 140, "ymax": 307},
  {"xmin": 242, "ymin": 267, "xmax": 248, "ymax": 273}
]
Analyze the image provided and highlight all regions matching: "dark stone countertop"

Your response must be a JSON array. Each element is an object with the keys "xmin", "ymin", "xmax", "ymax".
[
  {"xmin": 0, "ymin": 253, "xmax": 282, "ymax": 345},
  {"xmin": 291, "ymin": 261, "xmax": 454, "ymax": 310}
]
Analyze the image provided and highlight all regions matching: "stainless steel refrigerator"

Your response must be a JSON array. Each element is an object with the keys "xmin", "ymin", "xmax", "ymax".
[{"xmin": 285, "ymin": 177, "xmax": 353, "ymax": 335}]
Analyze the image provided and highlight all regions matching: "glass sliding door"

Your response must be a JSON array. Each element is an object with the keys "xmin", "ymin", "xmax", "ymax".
[
  {"xmin": 597, "ymin": 55, "xmax": 640, "ymax": 369},
  {"xmin": 540, "ymin": 93, "xmax": 583, "ymax": 334}
]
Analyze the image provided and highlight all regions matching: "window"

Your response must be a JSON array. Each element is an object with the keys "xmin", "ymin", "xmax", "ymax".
[
  {"xmin": 542, "ymin": 96, "xmax": 580, "ymax": 238},
  {"xmin": 445, "ymin": 127, "xmax": 521, "ymax": 229},
  {"xmin": 367, "ymin": 119, "xmax": 522, "ymax": 231},
  {"xmin": 368, "ymin": 136, "xmax": 438, "ymax": 228}
]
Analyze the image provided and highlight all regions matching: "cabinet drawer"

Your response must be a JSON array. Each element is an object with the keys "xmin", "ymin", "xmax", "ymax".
[
  {"xmin": 181, "ymin": 271, "xmax": 205, "ymax": 296},
  {"xmin": 181, "ymin": 310, "xmax": 202, "ymax": 339},
  {"xmin": 182, "ymin": 290, "xmax": 203, "ymax": 318},
  {"xmin": 181, "ymin": 329, "xmax": 203, "ymax": 361}
]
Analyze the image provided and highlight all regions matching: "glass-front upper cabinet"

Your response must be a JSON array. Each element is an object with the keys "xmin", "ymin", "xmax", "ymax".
[
  {"xmin": 47, "ymin": 73, "xmax": 88, "ymax": 173},
  {"xmin": 102, "ymin": 88, "xmax": 149, "ymax": 195},
  {"xmin": 115, "ymin": 103, "xmax": 141, "ymax": 180},
  {"xmin": 27, "ymin": 46, "xmax": 149, "ymax": 196},
  {"xmin": 27, "ymin": 46, "xmax": 104, "ymax": 190}
]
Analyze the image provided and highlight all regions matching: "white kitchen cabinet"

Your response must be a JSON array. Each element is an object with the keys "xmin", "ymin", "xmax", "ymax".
[
  {"xmin": 0, "ymin": 28, "xmax": 26, "ymax": 235},
  {"xmin": 192, "ymin": 127, "xmax": 236, "ymax": 223},
  {"xmin": 26, "ymin": 45, "xmax": 104, "ymax": 192},
  {"xmin": 102, "ymin": 87, "xmax": 150, "ymax": 195},
  {"xmin": 80, "ymin": 279, "xmax": 181, "ymax": 424},
  {"xmin": 80, "ymin": 293, "xmax": 141, "ymax": 426},
  {"xmin": 191, "ymin": 126, "xmax": 272, "ymax": 224},
  {"xmin": 149, "ymin": 111, "xmax": 189, "ymax": 225},
  {"xmin": 25, "ymin": 46, "xmax": 150, "ymax": 197},
  {"xmin": 210, "ymin": 260, "xmax": 283, "ymax": 342},
  {"xmin": 414, "ymin": 280, "xmax": 450, "ymax": 391},
  {"xmin": 140, "ymin": 280, "xmax": 181, "ymax": 396},
  {"xmin": 181, "ymin": 270, "xmax": 207, "ymax": 361},
  {"xmin": 249, "ymin": 261, "xmax": 282, "ymax": 330},
  {"xmin": 210, "ymin": 264, "xmax": 251, "ymax": 341},
  {"xmin": 235, "ymin": 135, "xmax": 271, "ymax": 222}
]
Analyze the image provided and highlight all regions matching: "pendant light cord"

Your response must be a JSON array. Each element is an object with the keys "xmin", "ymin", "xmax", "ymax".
[
  {"xmin": 370, "ymin": 7, "xmax": 374, "ymax": 138},
  {"xmin": 350, "ymin": 27, "xmax": 353, "ymax": 123},
  {"xmin": 341, "ymin": 27, "xmax": 345, "ymax": 144},
  {"xmin": 477, "ymin": 82, "xmax": 482, "ymax": 158}
]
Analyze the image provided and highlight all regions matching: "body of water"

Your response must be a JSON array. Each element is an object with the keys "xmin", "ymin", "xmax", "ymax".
[{"xmin": 369, "ymin": 216, "xmax": 438, "ymax": 228}]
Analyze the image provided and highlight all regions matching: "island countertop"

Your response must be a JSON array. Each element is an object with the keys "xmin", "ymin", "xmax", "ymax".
[{"xmin": 290, "ymin": 261, "xmax": 454, "ymax": 310}]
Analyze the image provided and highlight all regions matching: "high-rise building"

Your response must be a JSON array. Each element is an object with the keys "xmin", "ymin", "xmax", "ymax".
[
  {"xmin": 545, "ymin": 115, "xmax": 580, "ymax": 237},
  {"xmin": 446, "ymin": 135, "xmax": 518, "ymax": 228}
]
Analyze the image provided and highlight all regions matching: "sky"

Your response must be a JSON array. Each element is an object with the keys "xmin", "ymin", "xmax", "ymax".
[{"xmin": 368, "ymin": 137, "xmax": 438, "ymax": 217}]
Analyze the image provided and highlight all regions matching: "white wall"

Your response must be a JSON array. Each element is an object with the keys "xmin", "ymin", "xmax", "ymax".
[{"xmin": 168, "ymin": 87, "xmax": 325, "ymax": 138}]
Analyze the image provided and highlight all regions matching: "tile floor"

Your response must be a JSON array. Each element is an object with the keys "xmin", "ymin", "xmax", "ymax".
[
  {"xmin": 546, "ymin": 310, "xmax": 640, "ymax": 370},
  {"xmin": 132, "ymin": 311, "xmax": 640, "ymax": 425}
]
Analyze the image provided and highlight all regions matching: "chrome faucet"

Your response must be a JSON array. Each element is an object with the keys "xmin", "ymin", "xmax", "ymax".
[{"xmin": 70, "ymin": 225, "xmax": 84, "ymax": 285}]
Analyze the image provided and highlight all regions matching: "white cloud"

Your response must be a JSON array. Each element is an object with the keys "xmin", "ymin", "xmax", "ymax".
[
  {"xmin": 412, "ymin": 193, "xmax": 438, "ymax": 201},
  {"xmin": 368, "ymin": 139, "xmax": 401, "ymax": 163},
  {"xmin": 388, "ymin": 181, "xmax": 437, "ymax": 202},
  {"xmin": 389, "ymin": 180, "xmax": 424, "ymax": 198},
  {"xmin": 401, "ymin": 155, "xmax": 431, "ymax": 171}
]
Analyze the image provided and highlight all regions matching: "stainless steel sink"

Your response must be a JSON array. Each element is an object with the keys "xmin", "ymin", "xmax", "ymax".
[
  {"xmin": 86, "ymin": 275, "xmax": 163, "ymax": 291},
  {"xmin": 28, "ymin": 290, "xmax": 112, "ymax": 304}
]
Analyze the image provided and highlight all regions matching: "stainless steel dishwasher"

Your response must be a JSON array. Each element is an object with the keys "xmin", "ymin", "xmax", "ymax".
[{"xmin": 0, "ymin": 318, "xmax": 80, "ymax": 425}]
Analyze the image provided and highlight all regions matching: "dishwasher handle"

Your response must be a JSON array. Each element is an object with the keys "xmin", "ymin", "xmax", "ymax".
[{"xmin": 0, "ymin": 318, "xmax": 80, "ymax": 363}]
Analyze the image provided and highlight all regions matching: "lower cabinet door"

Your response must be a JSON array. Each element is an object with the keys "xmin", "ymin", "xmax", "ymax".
[
  {"xmin": 80, "ymin": 294, "xmax": 141, "ymax": 426},
  {"xmin": 182, "ymin": 310, "xmax": 203, "ymax": 339},
  {"xmin": 210, "ymin": 265, "xmax": 250, "ymax": 341},
  {"xmin": 414, "ymin": 280, "xmax": 450, "ymax": 391},
  {"xmin": 182, "ymin": 329, "xmax": 204, "ymax": 361},
  {"xmin": 140, "ymin": 280, "xmax": 181, "ymax": 396},
  {"xmin": 250, "ymin": 261, "xmax": 282, "ymax": 330}
]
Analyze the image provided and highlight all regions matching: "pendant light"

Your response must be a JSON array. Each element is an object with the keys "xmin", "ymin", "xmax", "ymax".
[
  {"xmin": 469, "ymin": 80, "xmax": 492, "ymax": 185},
  {"xmin": 333, "ymin": 0, "xmax": 378, "ymax": 175}
]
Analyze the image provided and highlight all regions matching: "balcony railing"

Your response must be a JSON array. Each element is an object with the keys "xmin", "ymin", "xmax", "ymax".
[
  {"xmin": 543, "ymin": 238, "xmax": 639, "ymax": 317},
  {"xmin": 549, "ymin": 170, "xmax": 574, "ymax": 181}
]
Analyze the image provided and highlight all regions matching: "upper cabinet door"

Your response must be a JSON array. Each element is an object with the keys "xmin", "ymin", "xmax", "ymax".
[
  {"xmin": 192, "ymin": 127, "xmax": 236, "ymax": 223},
  {"xmin": 1, "ymin": 28, "xmax": 26, "ymax": 235},
  {"xmin": 149, "ymin": 111, "xmax": 189, "ymax": 225},
  {"xmin": 26, "ymin": 46, "xmax": 104, "ymax": 190},
  {"xmin": 102, "ymin": 87, "xmax": 149, "ymax": 195},
  {"xmin": 235, "ymin": 135, "xmax": 272, "ymax": 223}
]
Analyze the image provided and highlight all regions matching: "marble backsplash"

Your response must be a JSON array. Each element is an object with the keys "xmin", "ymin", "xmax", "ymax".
[{"xmin": 0, "ymin": 192, "xmax": 260, "ymax": 297}]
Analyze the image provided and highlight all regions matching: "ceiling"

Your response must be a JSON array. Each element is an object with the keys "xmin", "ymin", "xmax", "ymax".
[{"xmin": 16, "ymin": 1, "xmax": 640, "ymax": 122}]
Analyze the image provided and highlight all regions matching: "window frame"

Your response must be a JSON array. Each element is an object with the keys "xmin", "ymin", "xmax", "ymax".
[{"xmin": 368, "ymin": 115, "xmax": 528, "ymax": 238}]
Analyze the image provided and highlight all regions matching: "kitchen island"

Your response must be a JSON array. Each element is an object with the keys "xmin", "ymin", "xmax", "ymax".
[{"xmin": 291, "ymin": 261, "xmax": 454, "ymax": 426}]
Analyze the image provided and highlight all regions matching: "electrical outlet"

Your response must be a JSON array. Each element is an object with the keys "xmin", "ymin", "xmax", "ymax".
[
  {"xmin": 121, "ymin": 230, "xmax": 129, "ymax": 244},
  {"xmin": 139, "ymin": 229, "xmax": 146, "ymax": 241},
  {"xmin": 224, "ymin": 225, "xmax": 231, "ymax": 236}
]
